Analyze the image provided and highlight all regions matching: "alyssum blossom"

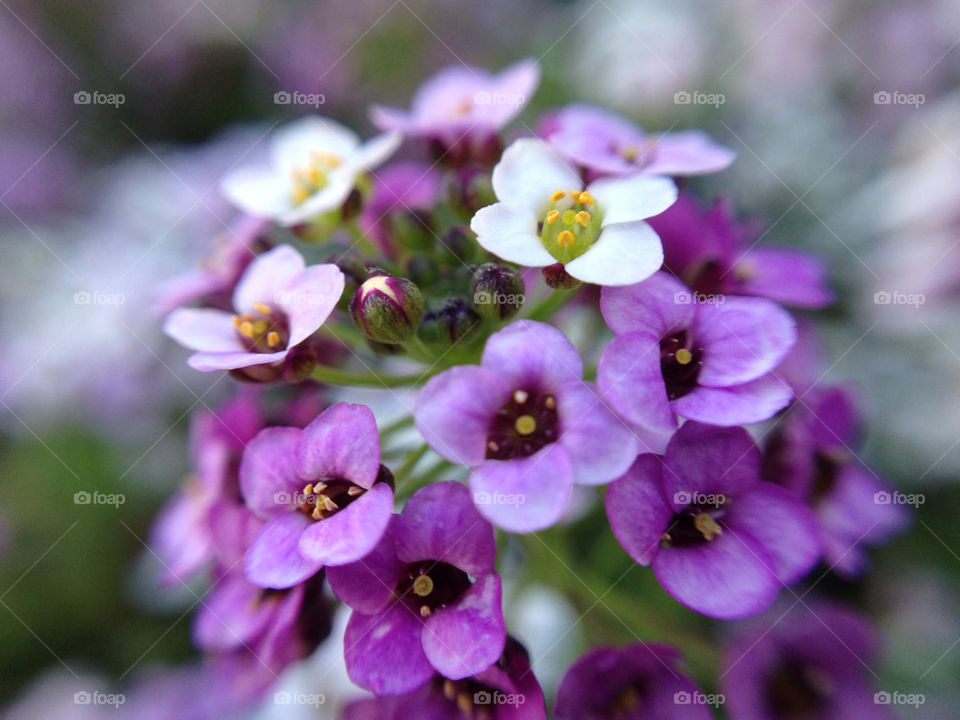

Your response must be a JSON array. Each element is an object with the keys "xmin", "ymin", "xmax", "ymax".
[
  {"xmin": 240, "ymin": 402, "xmax": 394, "ymax": 589},
  {"xmin": 327, "ymin": 482, "xmax": 506, "ymax": 695},
  {"xmin": 415, "ymin": 320, "xmax": 639, "ymax": 532},
  {"xmin": 163, "ymin": 244, "xmax": 344, "ymax": 374},
  {"xmin": 605, "ymin": 421, "xmax": 819, "ymax": 619},
  {"xmin": 220, "ymin": 116, "xmax": 400, "ymax": 226},
  {"xmin": 470, "ymin": 138, "xmax": 678, "ymax": 286}
]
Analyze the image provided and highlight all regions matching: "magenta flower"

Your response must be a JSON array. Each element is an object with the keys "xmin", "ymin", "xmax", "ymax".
[
  {"xmin": 358, "ymin": 161, "xmax": 442, "ymax": 255},
  {"xmin": 555, "ymin": 643, "xmax": 713, "ymax": 720},
  {"xmin": 239, "ymin": 402, "xmax": 394, "ymax": 589},
  {"xmin": 605, "ymin": 422, "xmax": 820, "ymax": 619},
  {"xmin": 722, "ymin": 601, "xmax": 895, "ymax": 720},
  {"xmin": 163, "ymin": 244, "xmax": 344, "ymax": 374},
  {"xmin": 415, "ymin": 320, "xmax": 639, "ymax": 532},
  {"xmin": 651, "ymin": 193, "xmax": 834, "ymax": 309},
  {"xmin": 540, "ymin": 103, "xmax": 735, "ymax": 179},
  {"xmin": 327, "ymin": 481, "xmax": 505, "ymax": 695},
  {"xmin": 762, "ymin": 387, "xmax": 908, "ymax": 577},
  {"xmin": 598, "ymin": 271, "xmax": 796, "ymax": 431},
  {"xmin": 371, "ymin": 59, "xmax": 540, "ymax": 142},
  {"xmin": 343, "ymin": 637, "xmax": 546, "ymax": 720}
]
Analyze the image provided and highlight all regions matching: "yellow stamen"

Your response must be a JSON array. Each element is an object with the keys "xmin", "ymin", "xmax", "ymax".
[
  {"xmin": 457, "ymin": 693, "xmax": 473, "ymax": 716},
  {"xmin": 694, "ymin": 512, "xmax": 723, "ymax": 541},
  {"xmin": 557, "ymin": 230, "xmax": 575, "ymax": 248},
  {"xmin": 513, "ymin": 390, "xmax": 529, "ymax": 404},
  {"xmin": 575, "ymin": 210, "xmax": 591, "ymax": 227},
  {"xmin": 515, "ymin": 415, "xmax": 537, "ymax": 436},
  {"xmin": 443, "ymin": 680, "xmax": 457, "ymax": 700},
  {"xmin": 545, "ymin": 209, "xmax": 561, "ymax": 225},
  {"xmin": 232, "ymin": 315, "xmax": 242, "ymax": 328},
  {"xmin": 253, "ymin": 302, "xmax": 272, "ymax": 315},
  {"xmin": 544, "ymin": 395, "xmax": 556, "ymax": 410},
  {"xmin": 562, "ymin": 209, "xmax": 578, "ymax": 225},
  {"xmin": 322, "ymin": 496, "xmax": 338, "ymax": 513},
  {"xmin": 675, "ymin": 348, "xmax": 693, "ymax": 365},
  {"xmin": 487, "ymin": 440, "xmax": 500, "ymax": 453},
  {"xmin": 550, "ymin": 189, "xmax": 566, "ymax": 202},
  {"xmin": 238, "ymin": 321, "xmax": 255, "ymax": 338},
  {"xmin": 412, "ymin": 575, "xmax": 434, "ymax": 597},
  {"xmin": 568, "ymin": 189, "xmax": 582, "ymax": 201},
  {"xmin": 267, "ymin": 331, "xmax": 281, "ymax": 347},
  {"xmin": 578, "ymin": 191, "xmax": 595, "ymax": 206},
  {"xmin": 347, "ymin": 486, "xmax": 363, "ymax": 496},
  {"xmin": 292, "ymin": 186, "xmax": 310, "ymax": 204},
  {"xmin": 420, "ymin": 605, "xmax": 432, "ymax": 617}
]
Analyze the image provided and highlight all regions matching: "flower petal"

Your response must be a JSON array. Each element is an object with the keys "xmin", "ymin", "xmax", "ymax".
[
  {"xmin": 588, "ymin": 174, "xmax": 678, "ymax": 225},
  {"xmin": 597, "ymin": 331, "xmax": 676, "ymax": 433},
  {"xmin": 232, "ymin": 244, "xmax": 305, "ymax": 315},
  {"xmin": 564, "ymin": 221, "xmax": 664, "ymax": 287},
  {"xmin": 422, "ymin": 574, "xmax": 506, "ymax": 679},
  {"xmin": 605, "ymin": 454, "xmax": 674, "ymax": 565},
  {"xmin": 643, "ymin": 130, "xmax": 736, "ymax": 176},
  {"xmin": 238, "ymin": 426, "xmax": 304, "ymax": 517},
  {"xmin": 163, "ymin": 308, "xmax": 243, "ymax": 352},
  {"xmin": 491, "ymin": 138, "xmax": 581, "ymax": 212},
  {"xmin": 351, "ymin": 132, "xmax": 402, "ymax": 171},
  {"xmin": 298, "ymin": 482, "xmax": 394, "ymax": 566},
  {"xmin": 297, "ymin": 403, "xmax": 381, "ymax": 489},
  {"xmin": 187, "ymin": 349, "xmax": 288, "ymax": 372},
  {"xmin": 326, "ymin": 518, "xmax": 403, "ymax": 614},
  {"xmin": 469, "ymin": 445, "xmax": 574, "ymax": 533},
  {"xmin": 243, "ymin": 512, "xmax": 321, "ymax": 589},
  {"xmin": 662, "ymin": 422, "xmax": 761, "ymax": 506},
  {"xmin": 220, "ymin": 166, "xmax": 295, "ymax": 219},
  {"xmin": 471, "ymin": 203, "xmax": 556, "ymax": 267},
  {"xmin": 192, "ymin": 572, "xmax": 282, "ymax": 652},
  {"xmin": 279, "ymin": 263, "xmax": 344, "ymax": 347},
  {"xmin": 481, "ymin": 320, "xmax": 583, "ymax": 391},
  {"xmin": 270, "ymin": 116, "xmax": 360, "ymax": 174},
  {"xmin": 600, "ymin": 271, "xmax": 695, "ymax": 337},
  {"xmin": 672, "ymin": 374, "xmax": 793, "ymax": 426},
  {"xmin": 738, "ymin": 247, "xmax": 833, "ymax": 309}
]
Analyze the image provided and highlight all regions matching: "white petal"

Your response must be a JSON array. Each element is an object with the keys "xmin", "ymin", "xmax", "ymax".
[
  {"xmin": 270, "ymin": 117, "xmax": 360, "ymax": 174},
  {"xmin": 163, "ymin": 308, "xmax": 242, "ymax": 352},
  {"xmin": 220, "ymin": 166, "xmax": 294, "ymax": 219},
  {"xmin": 276, "ymin": 171, "xmax": 355, "ymax": 227},
  {"xmin": 491, "ymin": 138, "xmax": 581, "ymax": 213},
  {"xmin": 588, "ymin": 174, "xmax": 678, "ymax": 225},
  {"xmin": 471, "ymin": 203, "xmax": 556, "ymax": 267},
  {"xmin": 233, "ymin": 244, "xmax": 305, "ymax": 312},
  {"xmin": 565, "ymin": 221, "xmax": 664, "ymax": 286},
  {"xmin": 351, "ymin": 132, "xmax": 402, "ymax": 171}
]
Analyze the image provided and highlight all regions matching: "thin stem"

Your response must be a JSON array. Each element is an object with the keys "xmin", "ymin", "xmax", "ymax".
[
  {"xmin": 524, "ymin": 287, "xmax": 578, "ymax": 322},
  {"xmin": 310, "ymin": 365, "xmax": 437, "ymax": 388},
  {"xmin": 379, "ymin": 414, "xmax": 415, "ymax": 438},
  {"xmin": 393, "ymin": 443, "xmax": 430, "ymax": 485}
]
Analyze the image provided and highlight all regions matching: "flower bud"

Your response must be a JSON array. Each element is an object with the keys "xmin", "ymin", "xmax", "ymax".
[
  {"xmin": 419, "ymin": 298, "xmax": 481, "ymax": 346},
  {"xmin": 471, "ymin": 263, "xmax": 525, "ymax": 321},
  {"xmin": 542, "ymin": 262, "xmax": 582, "ymax": 290},
  {"xmin": 350, "ymin": 273, "xmax": 424, "ymax": 344}
]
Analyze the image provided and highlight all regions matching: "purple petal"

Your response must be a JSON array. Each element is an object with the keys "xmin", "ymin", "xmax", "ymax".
[
  {"xmin": 597, "ymin": 331, "xmax": 676, "ymax": 433},
  {"xmin": 192, "ymin": 572, "xmax": 281, "ymax": 652},
  {"xmin": 653, "ymin": 531, "xmax": 779, "ymax": 619},
  {"xmin": 663, "ymin": 422, "xmax": 761, "ymax": 506},
  {"xmin": 600, "ymin": 271, "xmax": 695, "ymax": 336},
  {"xmin": 415, "ymin": 366, "xmax": 508, "ymax": 466},
  {"xmin": 395, "ymin": 481, "xmax": 497, "ymax": 576},
  {"xmin": 643, "ymin": 130, "xmax": 736, "ymax": 176},
  {"xmin": 344, "ymin": 602, "xmax": 435, "ymax": 696},
  {"xmin": 422, "ymin": 574, "xmax": 506, "ymax": 679},
  {"xmin": 693, "ymin": 296, "xmax": 796, "ymax": 387},
  {"xmin": 481, "ymin": 320, "xmax": 583, "ymax": 391},
  {"xmin": 298, "ymin": 482, "xmax": 394, "ymax": 566},
  {"xmin": 238, "ymin": 427, "xmax": 304, "ymax": 517},
  {"xmin": 232, "ymin": 244, "xmax": 305, "ymax": 314},
  {"xmin": 243, "ymin": 512, "xmax": 322, "ymax": 589},
  {"xmin": 605, "ymin": 454, "xmax": 674, "ymax": 565},
  {"xmin": 469, "ymin": 445, "xmax": 574, "ymax": 533},
  {"xmin": 727, "ymin": 483, "xmax": 820, "ymax": 584},
  {"xmin": 187, "ymin": 349, "xmax": 288, "ymax": 372},
  {"xmin": 163, "ymin": 308, "xmax": 244, "ymax": 352},
  {"xmin": 739, "ymin": 247, "xmax": 833, "ymax": 309},
  {"xmin": 279, "ymin": 263, "xmax": 344, "ymax": 346},
  {"xmin": 555, "ymin": 381, "xmax": 639, "ymax": 485},
  {"xmin": 809, "ymin": 387, "xmax": 860, "ymax": 450},
  {"xmin": 326, "ymin": 517, "xmax": 404, "ymax": 614},
  {"xmin": 296, "ymin": 403, "xmax": 381, "ymax": 488},
  {"xmin": 149, "ymin": 490, "xmax": 214, "ymax": 586},
  {"xmin": 673, "ymin": 373, "xmax": 793, "ymax": 426}
]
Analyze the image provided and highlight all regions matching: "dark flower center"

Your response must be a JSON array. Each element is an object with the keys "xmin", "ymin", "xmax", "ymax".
[
  {"xmin": 811, "ymin": 451, "xmax": 841, "ymax": 503},
  {"xmin": 232, "ymin": 302, "xmax": 290, "ymax": 353},
  {"xmin": 660, "ymin": 331, "xmax": 703, "ymax": 400},
  {"xmin": 433, "ymin": 676, "xmax": 500, "ymax": 720},
  {"xmin": 297, "ymin": 466, "xmax": 393, "ymax": 521},
  {"xmin": 395, "ymin": 561, "xmax": 472, "ymax": 618},
  {"xmin": 661, "ymin": 496, "xmax": 729, "ymax": 548},
  {"xmin": 486, "ymin": 389, "xmax": 560, "ymax": 460},
  {"xmin": 765, "ymin": 659, "xmax": 834, "ymax": 719}
]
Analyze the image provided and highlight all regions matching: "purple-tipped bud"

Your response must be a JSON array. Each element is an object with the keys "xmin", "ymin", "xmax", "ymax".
[
  {"xmin": 472, "ymin": 263, "xmax": 525, "ymax": 321},
  {"xmin": 350, "ymin": 273, "xmax": 424, "ymax": 344},
  {"xmin": 542, "ymin": 262, "xmax": 582, "ymax": 290}
]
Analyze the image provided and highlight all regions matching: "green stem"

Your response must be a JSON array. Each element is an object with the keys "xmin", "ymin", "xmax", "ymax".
[
  {"xmin": 393, "ymin": 443, "xmax": 430, "ymax": 485},
  {"xmin": 379, "ymin": 415, "xmax": 415, "ymax": 438},
  {"xmin": 401, "ymin": 335, "xmax": 435, "ymax": 364},
  {"xmin": 310, "ymin": 365, "xmax": 437, "ymax": 388},
  {"xmin": 524, "ymin": 287, "xmax": 578, "ymax": 322}
]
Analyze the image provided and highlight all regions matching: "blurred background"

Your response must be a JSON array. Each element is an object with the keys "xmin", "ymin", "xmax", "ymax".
[{"xmin": 1, "ymin": 0, "xmax": 958, "ymax": 716}]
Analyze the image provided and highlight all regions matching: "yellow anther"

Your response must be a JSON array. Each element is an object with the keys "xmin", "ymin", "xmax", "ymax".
[
  {"xmin": 303, "ymin": 483, "xmax": 314, "ymax": 496},
  {"xmin": 569, "ymin": 189, "xmax": 582, "ymax": 201},
  {"xmin": 322, "ymin": 496, "xmax": 339, "ymax": 513},
  {"xmin": 253, "ymin": 320, "xmax": 268, "ymax": 335},
  {"xmin": 544, "ymin": 395, "xmax": 556, "ymax": 410},
  {"xmin": 513, "ymin": 390, "xmax": 529, "ymax": 404},
  {"xmin": 267, "ymin": 331, "xmax": 281, "ymax": 347},
  {"xmin": 545, "ymin": 209, "xmax": 561, "ymax": 225},
  {"xmin": 557, "ymin": 230, "xmax": 575, "ymax": 248},
  {"xmin": 238, "ymin": 321, "xmax": 255, "ymax": 338},
  {"xmin": 622, "ymin": 146, "xmax": 639, "ymax": 162},
  {"xmin": 420, "ymin": 605, "xmax": 432, "ymax": 617},
  {"xmin": 347, "ymin": 485, "xmax": 364, "ymax": 497},
  {"xmin": 575, "ymin": 210, "xmax": 592, "ymax": 227},
  {"xmin": 253, "ymin": 302, "xmax": 272, "ymax": 315},
  {"xmin": 694, "ymin": 512, "xmax": 723, "ymax": 541},
  {"xmin": 515, "ymin": 415, "xmax": 537, "ymax": 436},
  {"xmin": 412, "ymin": 575, "xmax": 434, "ymax": 597},
  {"xmin": 578, "ymin": 191, "xmax": 595, "ymax": 206},
  {"xmin": 550, "ymin": 189, "xmax": 566, "ymax": 202},
  {"xmin": 232, "ymin": 315, "xmax": 242, "ymax": 328},
  {"xmin": 675, "ymin": 348, "xmax": 693, "ymax": 365}
]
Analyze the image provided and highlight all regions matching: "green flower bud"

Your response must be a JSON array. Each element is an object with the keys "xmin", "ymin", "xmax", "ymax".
[
  {"xmin": 419, "ymin": 298, "xmax": 481, "ymax": 346},
  {"xmin": 350, "ymin": 274, "xmax": 424, "ymax": 344},
  {"xmin": 472, "ymin": 263, "xmax": 525, "ymax": 321}
]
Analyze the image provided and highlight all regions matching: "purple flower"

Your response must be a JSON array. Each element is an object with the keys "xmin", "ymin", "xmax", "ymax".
[
  {"xmin": 327, "ymin": 481, "xmax": 505, "ymax": 695},
  {"xmin": 371, "ymin": 59, "xmax": 540, "ymax": 142},
  {"xmin": 555, "ymin": 643, "xmax": 713, "ymax": 720},
  {"xmin": 358, "ymin": 161, "xmax": 442, "ymax": 256},
  {"xmin": 415, "ymin": 320, "xmax": 639, "ymax": 532},
  {"xmin": 605, "ymin": 422, "xmax": 820, "ymax": 619},
  {"xmin": 163, "ymin": 244, "xmax": 344, "ymax": 374},
  {"xmin": 598, "ymin": 271, "xmax": 796, "ymax": 431},
  {"xmin": 650, "ymin": 193, "xmax": 834, "ymax": 309},
  {"xmin": 343, "ymin": 637, "xmax": 546, "ymax": 720},
  {"xmin": 540, "ymin": 103, "xmax": 735, "ymax": 179},
  {"xmin": 722, "ymin": 601, "xmax": 895, "ymax": 720},
  {"xmin": 239, "ymin": 402, "xmax": 394, "ymax": 589},
  {"xmin": 762, "ymin": 386, "xmax": 908, "ymax": 577}
]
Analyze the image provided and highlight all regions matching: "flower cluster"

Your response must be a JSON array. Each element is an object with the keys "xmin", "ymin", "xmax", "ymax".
[{"xmin": 152, "ymin": 60, "xmax": 905, "ymax": 718}]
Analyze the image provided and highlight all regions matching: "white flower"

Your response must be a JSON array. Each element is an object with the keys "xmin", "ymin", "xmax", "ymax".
[
  {"xmin": 220, "ymin": 117, "xmax": 401, "ymax": 226},
  {"xmin": 470, "ymin": 139, "xmax": 677, "ymax": 286}
]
